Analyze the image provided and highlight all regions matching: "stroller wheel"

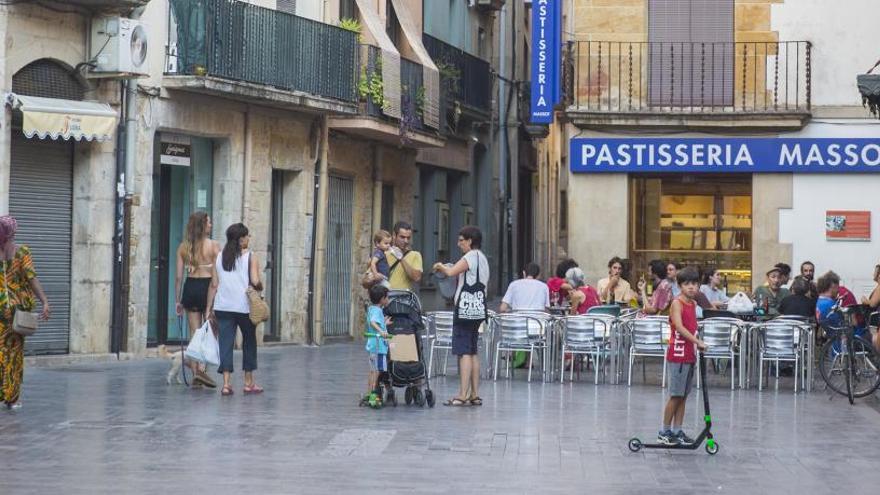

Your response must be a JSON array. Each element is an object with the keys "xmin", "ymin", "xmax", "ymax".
[
  {"xmin": 414, "ymin": 388, "xmax": 425, "ymax": 407},
  {"xmin": 405, "ymin": 386, "xmax": 414, "ymax": 405},
  {"xmin": 425, "ymin": 389, "xmax": 435, "ymax": 408},
  {"xmin": 386, "ymin": 388, "xmax": 397, "ymax": 407}
]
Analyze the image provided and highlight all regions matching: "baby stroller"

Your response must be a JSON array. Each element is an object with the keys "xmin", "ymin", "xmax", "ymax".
[{"xmin": 381, "ymin": 290, "xmax": 435, "ymax": 408}]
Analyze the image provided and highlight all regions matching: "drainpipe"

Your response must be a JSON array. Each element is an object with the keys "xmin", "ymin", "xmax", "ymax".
[
  {"xmin": 372, "ymin": 145, "xmax": 383, "ymax": 232},
  {"xmin": 496, "ymin": 0, "xmax": 507, "ymax": 294},
  {"xmin": 242, "ymin": 104, "xmax": 253, "ymax": 222},
  {"xmin": 310, "ymin": 116, "xmax": 330, "ymax": 346}
]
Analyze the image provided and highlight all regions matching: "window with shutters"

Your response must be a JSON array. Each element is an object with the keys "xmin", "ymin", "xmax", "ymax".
[
  {"xmin": 648, "ymin": 0, "xmax": 734, "ymax": 107},
  {"xmin": 277, "ymin": 0, "xmax": 296, "ymax": 14},
  {"xmin": 339, "ymin": 0, "xmax": 355, "ymax": 20},
  {"xmin": 386, "ymin": 0, "xmax": 399, "ymax": 46}
]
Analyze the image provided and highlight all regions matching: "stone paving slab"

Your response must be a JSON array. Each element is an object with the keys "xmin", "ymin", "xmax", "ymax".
[{"xmin": 1, "ymin": 344, "xmax": 879, "ymax": 494}]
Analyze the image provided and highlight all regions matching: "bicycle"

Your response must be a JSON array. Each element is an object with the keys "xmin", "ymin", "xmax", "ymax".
[{"xmin": 817, "ymin": 304, "xmax": 880, "ymax": 404}]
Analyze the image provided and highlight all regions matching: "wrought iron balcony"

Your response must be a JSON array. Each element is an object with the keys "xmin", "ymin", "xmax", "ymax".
[
  {"xmin": 165, "ymin": 0, "xmax": 358, "ymax": 106},
  {"xmin": 32, "ymin": 0, "xmax": 150, "ymax": 9},
  {"xmin": 565, "ymin": 40, "xmax": 812, "ymax": 128},
  {"xmin": 362, "ymin": 45, "xmax": 425, "ymax": 130},
  {"xmin": 423, "ymin": 34, "xmax": 492, "ymax": 118}
]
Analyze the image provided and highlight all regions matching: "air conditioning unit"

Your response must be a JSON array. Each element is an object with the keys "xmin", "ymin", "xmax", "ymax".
[{"xmin": 89, "ymin": 16, "xmax": 149, "ymax": 78}]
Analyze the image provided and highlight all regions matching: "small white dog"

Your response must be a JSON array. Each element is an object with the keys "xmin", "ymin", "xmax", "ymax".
[{"xmin": 158, "ymin": 345, "xmax": 185, "ymax": 385}]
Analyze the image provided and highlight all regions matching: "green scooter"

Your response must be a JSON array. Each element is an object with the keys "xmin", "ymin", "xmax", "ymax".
[{"xmin": 627, "ymin": 353, "xmax": 719, "ymax": 455}]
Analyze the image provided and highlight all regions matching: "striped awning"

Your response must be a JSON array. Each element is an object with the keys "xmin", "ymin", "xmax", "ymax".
[{"xmin": 8, "ymin": 94, "xmax": 118, "ymax": 142}]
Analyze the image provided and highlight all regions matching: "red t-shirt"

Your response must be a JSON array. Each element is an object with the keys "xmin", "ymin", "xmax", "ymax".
[
  {"xmin": 666, "ymin": 298, "xmax": 698, "ymax": 364},
  {"xmin": 547, "ymin": 277, "xmax": 570, "ymax": 300},
  {"xmin": 574, "ymin": 286, "xmax": 601, "ymax": 314}
]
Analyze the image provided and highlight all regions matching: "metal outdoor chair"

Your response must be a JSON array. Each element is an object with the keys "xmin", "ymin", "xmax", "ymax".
[
  {"xmin": 426, "ymin": 311, "xmax": 454, "ymax": 377},
  {"xmin": 756, "ymin": 321, "xmax": 807, "ymax": 392},
  {"xmin": 626, "ymin": 317, "xmax": 669, "ymax": 387},
  {"xmin": 697, "ymin": 318, "xmax": 744, "ymax": 390},
  {"xmin": 492, "ymin": 313, "xmax": 549, "ymax": 382},
  {"xmin": 559, "ymin": 315, "xmax": 612, "ymax": 384}
]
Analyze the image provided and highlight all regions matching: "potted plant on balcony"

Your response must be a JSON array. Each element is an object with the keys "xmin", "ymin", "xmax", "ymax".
[
  {"xmin": 358, "ymin": 55, "xmax": 388, "ymax": 113},
  {"xmin": 338, "ymin": 18, "xmax": 364, "ymax": 43},
  {"xmin": 857, "ymin": 59, "xmax": 880, "ymax": 119}
]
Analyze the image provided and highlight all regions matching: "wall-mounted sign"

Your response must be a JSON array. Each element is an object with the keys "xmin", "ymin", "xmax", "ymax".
[
  {"xmin": 530, "ymin": 0, "xmax": 560, "ymax": 124},
  {"xmin": 826, "ymin": 210, "xmax": 871, "ymax": 241},
  {"xmin": 570, "ymin": 138, "xmax": 880, "ymax": 173},
  {"xmin": 160, "ymin": 134, "xmax": 192, "ymax": 166}
]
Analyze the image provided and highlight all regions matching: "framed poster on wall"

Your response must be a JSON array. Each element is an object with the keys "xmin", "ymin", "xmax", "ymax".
[{"xmin": 825, "ymin": 210, "xmax": 871, "ymax": 241}]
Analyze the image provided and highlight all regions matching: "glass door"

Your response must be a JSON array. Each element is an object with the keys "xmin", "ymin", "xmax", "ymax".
[{"xmin": 630, "ymin": 174, "xmax": 752, "ymax": 294}]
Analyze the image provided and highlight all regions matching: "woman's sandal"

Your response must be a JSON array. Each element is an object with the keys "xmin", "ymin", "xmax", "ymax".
[
  {"xmin": 442, "ymin": 397, "xmax": 469, "ymax": 407},
  {"xmin": 221, "ymin": 386, "xmax": 234, "ymax": 396},
  {"xmin": 468, "ymin": 396, "xmax": 483, "ymax": 406},
  {"xmin": 244, "ymin": 384, "xmax": 264, "ymax": 394}
]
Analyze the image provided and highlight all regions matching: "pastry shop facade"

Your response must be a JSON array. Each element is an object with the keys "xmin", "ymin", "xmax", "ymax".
[{"xmin": 564, "ymin": 126, "xmax": 880, "ymax": 298}]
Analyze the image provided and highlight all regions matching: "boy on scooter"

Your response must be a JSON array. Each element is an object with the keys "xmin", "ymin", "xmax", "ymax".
[{"xmin": 659, "ymin": 267, "xmax": 708, "ymax": 446}]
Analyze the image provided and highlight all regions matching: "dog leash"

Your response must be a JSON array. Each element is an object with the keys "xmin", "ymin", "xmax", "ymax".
[{"xmin": 178, "ymin": 315, "xmax": 190, "ymax": 387}]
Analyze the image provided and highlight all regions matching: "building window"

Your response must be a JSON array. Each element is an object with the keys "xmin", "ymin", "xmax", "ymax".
[
  {"xmin": 648, "ymin": 0, "xmax": 734, "ymax": 107},
  {"xmin": 339, "ymin": 0, "xmax": 356, "ymax": 20},
  {"xmin": 277, "ymin": 0, "xmax": 296, "ymax": 15},
  {"xmin": 386, "ymin": 0, "xmax": 399, "ymax": 46},
  {"xmin": 477, "ymin": 27, "xmax": 488, "ymax": 60}
]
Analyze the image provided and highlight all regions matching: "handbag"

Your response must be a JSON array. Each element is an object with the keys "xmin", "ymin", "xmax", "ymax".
[
  {"xmin": 247, "ymin": 254, "xmax": 269, "ymax": 325},
  {"xmin": 453, "ymin": 251, "xmax": 488, "ymax": 322},
  {"xmin": 2, "ymin": 260, "xmax": 38, "ymax": 336},
  {"xmin": 184, "ymin": 320, "xmax": 220, "ymax": 366},
  {"xmin": 13, "ymin": 310, "xmax": 38, "ymax": 336}
]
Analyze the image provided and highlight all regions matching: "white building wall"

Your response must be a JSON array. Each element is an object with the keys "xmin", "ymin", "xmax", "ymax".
[
  {"xmin": 772, "ymin": 0, "xmax": 880, "ymax": 108},
  {"xmin": 778, "ymin": 120, "xmax": 880, "ymax": 294}
]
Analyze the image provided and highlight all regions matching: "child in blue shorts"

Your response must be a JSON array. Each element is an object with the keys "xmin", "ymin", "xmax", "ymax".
[{"xmin": 363, "ymin": 285, "xmax": 391, "ymax": 407}]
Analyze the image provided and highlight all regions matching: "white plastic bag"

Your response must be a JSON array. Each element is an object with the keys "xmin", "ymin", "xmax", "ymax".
[
  {"xmin": 184, "ymin": 320, "xmax": 220, "ymax": 366},
  {"xmin": 727, "ymin": 292, "xmax": 754, "ymax": 314}
]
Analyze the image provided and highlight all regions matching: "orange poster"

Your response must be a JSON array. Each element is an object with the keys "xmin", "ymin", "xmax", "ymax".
[{"xmin": 825, "ymin": 211, "xmax": 871, "ymax": 241}]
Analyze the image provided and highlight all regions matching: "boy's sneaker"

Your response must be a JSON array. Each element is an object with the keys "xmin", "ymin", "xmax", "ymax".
[
  {"xmin": 675, "ymin": 430, "xmax": 695, "ymax": 445},
  {"xmin": 657, "ymin": 430, "xmax": 681, "ymax": 446}
]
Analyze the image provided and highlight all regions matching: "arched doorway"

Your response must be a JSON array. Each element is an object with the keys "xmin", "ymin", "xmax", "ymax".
[{"xmin": 9, "ymin": 59, "xmax": 83, "ymax": 354}]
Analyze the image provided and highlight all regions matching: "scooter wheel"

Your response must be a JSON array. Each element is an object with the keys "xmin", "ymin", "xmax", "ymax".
[
  {"xmin": 705, "ymin": 441, "xmax": 719, "ymax": 455},
  {"xmin": 404, "ymin": 386, "xmax": 414, "ymax": 405},
  {"xmin": 386, "ymin": 389, "xmax": 397, "ymax": 407},
  {"xmin": 628, "ymin": 438, "xmax": 642, "ymax": 452},
  {"xmin": 425, "ymin": 389, "xmax": 435, "ymax": 408}
]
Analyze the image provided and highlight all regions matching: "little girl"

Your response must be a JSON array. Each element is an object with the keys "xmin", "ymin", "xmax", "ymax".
[{"xmin": 369, "ymin": 230, "xmax": 392, "ymax": 287}]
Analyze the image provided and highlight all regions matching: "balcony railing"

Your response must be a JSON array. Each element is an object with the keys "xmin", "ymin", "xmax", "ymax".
[
  {"xmin": 166, "ymin": 0, "xmax": 358, "ymax": 103},
  {"xmin": 362, "ymin": 45, "xmax": 425, "ymax": 130},
  {"xmin": 423, "ymin": 34, "xmax": 492, "ymax": 114},
  {"xmin": 566, "ymin": 41, "xmax": 811, "ymax": 115}
]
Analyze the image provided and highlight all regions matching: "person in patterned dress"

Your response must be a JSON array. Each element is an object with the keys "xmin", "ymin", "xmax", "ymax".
[{"xmin": 0, "ymin": 216, "xmax": 50, "ymax": 409}]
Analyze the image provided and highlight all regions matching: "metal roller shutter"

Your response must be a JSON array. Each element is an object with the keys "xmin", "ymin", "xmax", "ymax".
[
  {"xmin": 323, "ymin": 175, "xmax": 354, "ymax": 337},
  {"xmin": 9, "ymin": 135, "xmax": 73, "ymax": 355}
]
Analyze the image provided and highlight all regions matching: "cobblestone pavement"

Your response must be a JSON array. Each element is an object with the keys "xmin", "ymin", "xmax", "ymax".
[{"xmin": 2, "ymin": 344, "xmax": 879, "ymax": 495}]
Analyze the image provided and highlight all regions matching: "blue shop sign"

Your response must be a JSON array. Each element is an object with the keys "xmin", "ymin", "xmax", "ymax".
[
  {"xmin": 570, "ymin": 138, "xmax": 880, "ymax": 173},
  {"xmin": 530, "ymin": 0, "xmax": 560, "ymax": 124}
]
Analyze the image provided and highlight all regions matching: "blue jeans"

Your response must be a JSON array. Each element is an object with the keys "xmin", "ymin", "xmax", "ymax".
[{"xmin": 215, "ymin": 311, "xmax": 257, "ymax": 374}]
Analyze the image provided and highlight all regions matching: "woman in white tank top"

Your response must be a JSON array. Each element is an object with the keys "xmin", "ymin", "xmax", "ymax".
[{"xmin": 206, "ymin": 223, "xmax": 264, "ymax": 396}]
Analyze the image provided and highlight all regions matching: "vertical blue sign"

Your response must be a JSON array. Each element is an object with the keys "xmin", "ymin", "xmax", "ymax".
[
  {"xmin": 530, "ymin": 0, "xmax": 559, "ymax": 124},
  {"xmin": 552, "ymin": 0, "xmax": 562, "ymax": 105}
]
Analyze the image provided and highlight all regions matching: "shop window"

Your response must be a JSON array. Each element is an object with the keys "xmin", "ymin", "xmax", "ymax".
[{"xmin": 630, "ymin": 174, "xmax": 752, "ymax": 293}]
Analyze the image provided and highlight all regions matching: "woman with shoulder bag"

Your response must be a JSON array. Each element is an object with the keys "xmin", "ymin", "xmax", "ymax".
[
  {"xmin": 206, "ymin": 223, "xmax": 264, "ymax": 397},
  {"xmin": 0, "ymin": 216, "xmax": 50, "ymax": 410},
  {"xmin": 433, "ymin": 226, "xmax": 489, "ymax": 407}
]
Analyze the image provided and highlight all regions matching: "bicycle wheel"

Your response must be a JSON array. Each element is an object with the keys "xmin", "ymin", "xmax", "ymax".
[
  {"xmin": 845, "ymin": 340, "xmax": 854, "ymax": 405},
  {"xmin": 850, "ymin": 337, "xmax": 880, "ymax": 398},
  {"xmin": 819, "ymin": 337, "xmax": 849, "ymax": 397}
]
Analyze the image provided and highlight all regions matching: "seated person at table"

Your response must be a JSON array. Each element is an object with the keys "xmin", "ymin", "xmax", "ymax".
[
  {"xmin": 860, "ymin": 264, "xmax": 880, "ymax": 351},
  {"xmin": 566, "ymin": 267, "xmax": 600, "ymax": 315},
  {"xmin": 639, "ymin": 259, "xmax": 674, "ymax": 315},
  {"xmin": 700, "ymin": 268, "xmax": 729, "ymax": 309},
  {"xmin": 499, "ymin": 263, "xmax": 550, "ymax": 313},
  {"xmin": 753, "ymin": 266, "xmax": 790, "ymax": 316},
  {"xmin": 779, "ymin": 276, "xmax": 816, "ymax": 318},
  {"xmin": 815, "ymin": 271, "xmax": 868, "ymax": 339},
  {"xmin": 547, "ymin": 258, "xmax": 578, "ymax": 304},
  {"xmin": 597, "ymin": 256, "xmax": 637, "ymax": 305}
]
